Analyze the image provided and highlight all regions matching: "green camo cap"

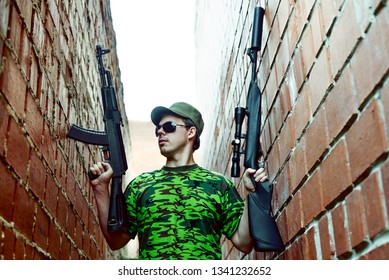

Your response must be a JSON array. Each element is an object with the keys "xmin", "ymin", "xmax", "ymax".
[{"xmin": 151, "ymin": 102, "xmax": 204, "ymax": 135}]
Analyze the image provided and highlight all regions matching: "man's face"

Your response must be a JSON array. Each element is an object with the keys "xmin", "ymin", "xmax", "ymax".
[{"xmin": 156, "ymin": 115, "xmax": 190, "ymax": 157}]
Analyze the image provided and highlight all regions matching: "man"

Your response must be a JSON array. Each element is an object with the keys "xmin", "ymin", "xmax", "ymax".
[{"xmin": 90, "ymin": 102, "xmax": 269, "ymax": 259}]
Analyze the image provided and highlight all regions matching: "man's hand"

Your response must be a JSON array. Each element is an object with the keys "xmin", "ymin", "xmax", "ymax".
[
  {"xmin": 89, "ymin": 161, "xmax": 113, "ymax": 190},
  {"xmin": 242, "ymin": 167, "xmax": 269, "ymax": 192}
]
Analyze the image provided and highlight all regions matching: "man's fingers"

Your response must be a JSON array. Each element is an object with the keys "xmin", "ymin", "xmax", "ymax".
[
  {"xmin": 253, "ymin": 168, "xmax": 268, "ymax": 182},
  {"xmin": 89, "ymin": 162, "xmax": 105, "ymax": 176}
]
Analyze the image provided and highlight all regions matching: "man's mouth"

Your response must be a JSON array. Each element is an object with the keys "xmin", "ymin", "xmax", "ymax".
[{"xmin": 158, "ymin": 138, "xmax": 167, "ymax": 145}]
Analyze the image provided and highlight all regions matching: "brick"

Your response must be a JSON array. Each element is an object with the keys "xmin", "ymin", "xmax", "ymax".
[
  {"xmin": 66, "ymin": 173, "xmax": 77, "ymax": 205},
  {"xmin": 48, "ymin": 224, "xmax": 61, "ymax": 259},
  {"xmin": 6, "ymin": 118, "xmax": 30, "ymax": 180},
  {"xmin": 33, "ymin": 206, "xmax": 50, "ymax": 251},
  {"xmin": 300, "ymin": 24, "xmax": 316, "ymax": 77},
  {"xmin": 47, "ymin": 0, "xmax": 60, "ymax": 31},
  {"xmin": 44, "ymin": 5, "xmax": 56, "ymax": 42},
  {"xmin": 276, "ymin": 210, "xmax": 288, "ymax": 250},
  {"xmin": 287, "ymin": 237, "xmax": 305, "ymax": 260},
  {"xmin": 291, "ymin": 85, "xmax": 312, "ymax": 140},
  {"xmin": 267, "ymin": 130, "xmax": 280, "ymax": 180},
  {"xmin": 24, "ymin": 243, "xmax": 34, "ymax": 259},
  {"xmin": 56, "ymin": 193, "xmax": 68, "ymax": 229},
  {"xmin": 0, "ymin": 0, "xmax": 10, "ymax": 38},
  {"xmin": 280, "ymin": 81, "xmax": 293, "ymax": 121},
  {"xmin": 0, "ymin": 97, "xmax": 9, "ymax": 155},
  {"xmin": 14, "ymin": 185, "xmax": 36, "ymax": 240},
  {"xmin": 289, "ymin": 137, "xmax": 307, "ymax": 193},
  {"xmin": 305, "ymin": 226, "xmax": 317, "ymax": 260},
  {"xmin": 15, "ymin": 0, "xmax": 33, "ymax": 32},
  {"xmin": 55, "ymin": 150, "xmax": 66, "ymax": 186},
  {"xmin": 331, "ymin": 203, "xmax": 351, "ymax": 257},
  {"xmin": 318, "ymin": 215, "xmax": 334, "ymax": 259},
  {"xmin": 33, "ymin": 248, "xmax": 47, "ymax": 260},
  {"xmin": 351, "ymin": 8, "xmax": 389, "ymax": 106},
  {"xmin": 14, "ymin": 236, "xmax": 25, "ymax": 259},
  {"xmin": 3, "ymin": 227, "xmax": 15, "ymax": 259},
  {"xmin": 362, "ymin": 243, "xmax": 389, "ymax": 260},
  {"xmin": 28, "ymin": 151, "xmax": 46, "ymax": 201},
  {"xmin": 0, "ymin": 48, "xmax": 27, "ymax": 118},
  {"xmin": 19, "ymin": 28, "xmax": 31, "ymax": 80},
  {"xmin": 305, "ymin": 107, "xmax": 329, "ymax": 170},
  {"xmin": 70, "ymin": 244, "xmax": 79, "ymax": 259},
  {"xmin": 345, "ymin": 188, "xmax": 368, "ymax": 248},
  {"xmin": 301, "ymin": 169, "xmax": 324, "ymax": 227},
  {"xmin": 275, "ymin": 38, "xmax": 291, "ymax": 90},
  {"xmin": 41, "ymin": 122, "xmax": 56, "ymax": 170},
  {"xmin": 266, "ymin": 67, "xmax": 279, "ymax": 106},
  {"xmin": 346, "ymin": 100, "xmax": 388, "ymax": 182},
  {"xmin": 361, "ymin": 171, "xmax": 387, "ymax": 238},
  {"xmin": 36, "ymin": 70, "xmax": 48, "ymax": 108},
  {"xmin": 279, "ymin": 116, "xmax": 295, "ymax": 165},
  {"xmin": 0, "ymin": 160, "xmax": 16, "ymax": 221},
  {"xmin": 82, "ymin": 233, "xmax": 91, "ymax": 258},
  {"xmin": 325, "ymin": 65, "xmax": 358, "ymax": 141},
  {"xmin": 67, "ymin": 210, "xmax": 76, "ymax": 240},
  {"xmin": 24, "ymin": 93, "xmax": 43, "ymax": 147},
  {"xmin": 381, "ymin": 81, "xmax": 389, "ymax": 132},
  {"xmin": 8, "ymin": 6, "xmax": 22, "ymax": 55},
  {"xmin": 45, "ymin": 174, "xmax": 58, "ymax": 217},
  {"xmin": 59, "ymin": 236, "xmax": 71, "ymax": 260},
  {"xmin": 328, "ymin": 0, "xmax": 362, "ymax": 76},
  {"xmin": 272, "ymin": 163, "xmax": 290, "ymax": 209},
  {"xmin": 291, "ymin": 48, "xmax": 305, "ymax": 92},
  {"xmin": 269, "ymin": 98, "xmax": 281, "ymax": 145},
  {"xmin": 32, "ymin": 10, "xmax": 45, "ymax": 52},
  {"xmin": 287, "ymin": 1, "xmax": 306, "ymax": 55},
  {"xmin": 29, "ymin": 51, "xmax": 40, "ymax": 98},
  {"xmin": 286, "ymin": 191, "xmax": 303, "ymax": 241},
  {"xmin": 321, "ymin": 140, "xmax": 352, "ymax": 207},
  {"xmin": 318, "ymin": 1, "xmax": 339, "ymax": 37},
  {"xmin": 267, "ymin": 18, "xmax": 280, "ymax": 68},
  {"xmin": 277, "ymin": 0, "xmax": 292, "ymax": 38},
  {"xmin": 310, "ymin": 5, "xmax": 324, "ymax": 57},
  {"xmin": 381, "ymin": 160, "xmax": 389, "ymax": 221},
  {"xmin": 75, "ymin": 220, "xmax": 83, "ymax": 250},
  {"xmin": 308, "ymin": 47, "xmax": 333, "ymax": 113}
]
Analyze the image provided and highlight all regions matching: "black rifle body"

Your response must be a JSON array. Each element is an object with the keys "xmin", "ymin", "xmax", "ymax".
[
  {"xmin": 231, "ymin": 7, "xmax": 284, "ymax": 252},
  {"xmin": 67, "ymin": 45, "xmax": 129, "ymax": 233}
]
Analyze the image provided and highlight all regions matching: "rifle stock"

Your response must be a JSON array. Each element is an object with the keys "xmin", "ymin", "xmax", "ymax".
[
  {"xmin": 67, "ymin": 45, "xmax": 129, "ymax": 233},
  {"xmin": 231, "ymin": 6, "xmax": 284, "ymax": 252}
]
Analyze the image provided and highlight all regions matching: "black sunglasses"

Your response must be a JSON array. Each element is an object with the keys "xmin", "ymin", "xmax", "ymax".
[{"xmin": 155, "ymin": 121, "xmax": 189, "ymax": 137}]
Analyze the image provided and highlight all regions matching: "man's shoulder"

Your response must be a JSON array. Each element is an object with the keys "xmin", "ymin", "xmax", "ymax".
[
  {"xmin": 130, "ymin": 168, "xmax": 164, "ymax": 184},
  {"xmin": 194, "ymin": 166, "xmax": 233, "ymax": 183}
]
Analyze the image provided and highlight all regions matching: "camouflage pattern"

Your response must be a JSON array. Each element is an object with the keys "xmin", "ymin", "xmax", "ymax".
[{"xmin": 124, "ymin": 164, "xmax": 244, "ymax": 259}]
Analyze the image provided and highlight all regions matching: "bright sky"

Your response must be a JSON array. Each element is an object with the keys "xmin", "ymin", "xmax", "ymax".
[{"xmin": 110, "ymin": 0, "xmax": 196, "ymax": 121}]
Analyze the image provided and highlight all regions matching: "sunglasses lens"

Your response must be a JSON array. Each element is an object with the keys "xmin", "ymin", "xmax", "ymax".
[
  {"xmin": 163, "ymin": 122, "xmax": 176, "ymax": 133},
  {"xmin": 155, "ymin": 121, "xmax": 176, "ymax": 136}
]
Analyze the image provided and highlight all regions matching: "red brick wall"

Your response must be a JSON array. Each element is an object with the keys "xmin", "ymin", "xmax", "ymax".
[
  {"xmin": 0, "ymin": 0, "xmax": 130, "ymax": 259},
  {"xmin": 196, "ymin": 0, "xmax": 389, "ymax": 259}
]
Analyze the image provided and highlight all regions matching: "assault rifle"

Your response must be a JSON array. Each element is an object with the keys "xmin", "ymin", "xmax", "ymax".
[
  {"xmin": 67, "ymin": 45, "xmax": 129, "ymax": 233},
  {"xmin": 231, "ymin": 7, "xmax": 284, "ymax": 251}
]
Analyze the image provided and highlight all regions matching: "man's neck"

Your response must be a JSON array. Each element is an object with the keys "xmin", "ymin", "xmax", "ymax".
[{"xmin": 165, "ymin": 154, "xmax": 196, "ymax": 168}]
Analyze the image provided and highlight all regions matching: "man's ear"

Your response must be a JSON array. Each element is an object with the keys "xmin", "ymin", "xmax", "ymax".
[{"xmin": 187, "ymin": 127, "xmax": 197, "ymax": 140}]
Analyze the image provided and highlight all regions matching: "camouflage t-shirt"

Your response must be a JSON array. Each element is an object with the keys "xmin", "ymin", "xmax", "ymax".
[{"xmin": 124, "ymin": 164, "xmax": 244, "ymax": 260}]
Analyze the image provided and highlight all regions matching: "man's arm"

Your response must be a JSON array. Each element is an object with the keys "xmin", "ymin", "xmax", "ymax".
[
  {"xmin": 89, "ymin": 162, "xmax": 131, "ymax": 250},
  {"xmin": 230, "ymin": 168, "xmax": 268, "ymax": 253}
]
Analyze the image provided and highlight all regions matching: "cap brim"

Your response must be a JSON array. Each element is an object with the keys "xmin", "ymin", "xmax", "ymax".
[{"xmin": 150, "ymin": 106, "xmax": 175, "ymax": 126}]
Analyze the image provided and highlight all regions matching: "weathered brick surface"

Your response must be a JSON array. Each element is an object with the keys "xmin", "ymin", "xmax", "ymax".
[
  {"xmin": 0, "ymin": 0, "xmax": 131, "ymax": 259},
  {"xmin": 196, "ymin": 0, "xmax": 389, "ymax": 259}
]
